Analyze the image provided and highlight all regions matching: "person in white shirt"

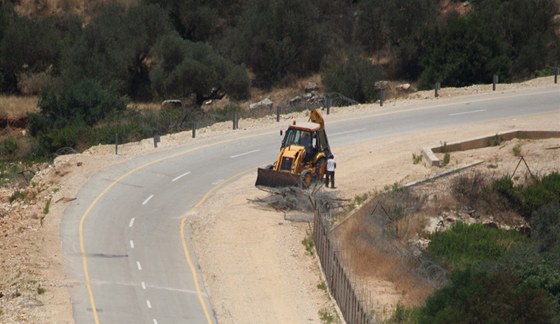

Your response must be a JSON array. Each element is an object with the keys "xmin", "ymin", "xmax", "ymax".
[{"xmin": 325, "ymin": 154, "xmax": 336, "ymax": 188}]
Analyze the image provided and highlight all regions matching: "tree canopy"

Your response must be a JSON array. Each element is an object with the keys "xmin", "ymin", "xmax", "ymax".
[
  {"xmin": 150, "ymin": 34, "xmax": 250, "ymax": 105},
  {"xmin": 0, "ymin": 0, "xmax": 557, "ymax": 100}
]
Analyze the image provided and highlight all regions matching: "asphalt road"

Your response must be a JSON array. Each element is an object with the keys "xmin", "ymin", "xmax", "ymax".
[{"xmin": 61, "ymin": 86, "xmax": 559, "ymax": 323}]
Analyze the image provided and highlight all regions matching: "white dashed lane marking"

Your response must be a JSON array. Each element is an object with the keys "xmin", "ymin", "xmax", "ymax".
[
  {"xmin": 142, "ymin": 194, "xmax": 154, "ymax": 205},
  {"xmin": 330, "ymin": 128, "xmax": 366, "ymax": 136},
  {"xmin": 231, "ymin": 149, "xmax": 260, "ymax": 158},
  {"xmin": 129, "ymin": 240, "xmax": 134, "ymax": 249},
  {"xmin": 449, "ymin": 109, "xmax": 486, "ymax": 116},
  {"xmin": 172, "ymin": 171, "xmax": 191, "ymax": 182},
  {"xmin": 129, "ymin": 218, "xmax": 135, "ymax": 228},
  {"xmin": 136, "ymin": 261, "xmax": 142, "ymax": 271}
]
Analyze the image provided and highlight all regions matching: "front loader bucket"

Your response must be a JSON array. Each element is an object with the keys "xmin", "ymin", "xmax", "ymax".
[{"xmin": 255, "ymin": 168, "xmax": 301, "ymax": 188}]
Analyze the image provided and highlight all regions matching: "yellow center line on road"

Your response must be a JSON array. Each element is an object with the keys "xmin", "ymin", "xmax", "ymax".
[
  {"xmin": 180, "ymin": 169, "xmax": 252, "ymax": 324},
  {"xmin": 78, "ymin": 137, "xmax": 255, "ymax": 324}
]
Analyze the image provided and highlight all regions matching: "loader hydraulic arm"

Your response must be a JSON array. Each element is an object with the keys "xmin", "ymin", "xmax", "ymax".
[{"xmin": 309, "ymin": 108, "xmax": 324, "ymax": 129}]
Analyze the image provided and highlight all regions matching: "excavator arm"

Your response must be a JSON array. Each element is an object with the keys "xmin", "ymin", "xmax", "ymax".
[{"xmin": 309, "ymin": 108, "xmax": 324, "ymax": 129}]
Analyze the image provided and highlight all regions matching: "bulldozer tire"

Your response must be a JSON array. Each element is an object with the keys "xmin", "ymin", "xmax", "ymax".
[
  {"xmin": 314, "ymin": 158, "xmax": 326, "ymax": 179},
  {"xmin": 300, "ymin": 170, "xmax": 312, "ymax": 188}
]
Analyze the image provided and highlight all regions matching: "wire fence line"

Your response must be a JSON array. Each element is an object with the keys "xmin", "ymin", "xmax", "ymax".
[
  {"xmin": 312, "ymin": 188, "xmax": 449, "ymax": 323},
  {"xmin": 313, "ymin": 210, "xmax": 375, "ymax": 324},
  {"xmin": 158, "ymin": 92, "xmax": 359, "ymax": 135}
]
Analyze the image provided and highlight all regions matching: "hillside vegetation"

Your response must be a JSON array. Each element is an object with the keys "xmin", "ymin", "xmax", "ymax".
[
  {"xmin": 0, "ymin": 0, "xmax": 557, "ymax": 158},
  {"xmin": 2, "ymin": 0, "xmax": 559, "ymax": 99}
]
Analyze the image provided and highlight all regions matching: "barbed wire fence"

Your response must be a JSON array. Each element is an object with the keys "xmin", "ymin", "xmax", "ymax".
[
  {"xmin": 313, "ymin": 186, "xmax": 448, "ymax": 323},
  {"xmin": 160, "ymin": 92, "xmax": 359, "ymax": 137}
]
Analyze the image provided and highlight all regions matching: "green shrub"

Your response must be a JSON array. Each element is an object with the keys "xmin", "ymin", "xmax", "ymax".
[
  {"xmin": 419, "ymin": 268, "xmax": 555, "ymax": 324},
  {"xmin": 43, "ymin": 197, "xmax": 52, "ymax": 215},
  {"xmin": 38, "ymin": 124, "xmax": 93, "ymax": 152},
  {"xmin": 0, "ymin": 162, "xmax": 34, "ymax": 187},
  {"xmin": 322, "ymin": 54, "xmax": 385, "ymax": 103},
  {"xmin": 150, "ymin": 34, "xmax": 250, "ymax": 105},
  {"xmin": 301, "ymin": 231, "xmax": 314, "ymax": 256},
  {"xmin": 61, "ymin": 3, "xmax": 173, "ymax": 101},
  {"xmin": 412, "ymin": 152, "xmax": 423, "ymax": 165},
  {"xmin": 512, "ymin": 144, "xmax": 521, "ymax": 156},
  {"xmin": 354, "ymin": 193, "xmax": 368, "ymax": 206},
  {"xmin": 37, "ymin": 286, "xmax": 46, "ymax": 295},
  {"xmin": 227, "ymin": 0, "xmax": 331, "ymax": 87},
  {"xmin": 531, "ymin": 202, "xmax": 560, "ymax": 252},
  {"xmin": 442, "ymin": 153, "xmax": 450, "ymax": 166},
  {"xmin": 9, "ymin": 190, "xmax": 29, "ymax": 203},
  {"xmin": 486, "ymin": 175, "xmax": 521, "ymax": 209},
  {"xmin": 0, "ymin": 12, "xmax": 63, "ymax": 93},
  {"xmin": 317, "ymin": 281, "xmax": 327, "ymax": 291},
  {"xmin": 518, "ymin": 172, "xmax": 560, "ymax": 218},
  {"xmin": 489, "ymin": 133, "xmax": 503, "ymax": 146},
  {"xmin": 0, "ymin": 137, "xmax": 18, "ymax": 158},
  {"xmin": 318, "ymin": 308, "xmax": 336, "ymax": 324},
  {"xmin": 426, "ymin": 222, "xmax": 527, "ymax": 270},
  {"xmin": 27, "ymin": 112, "xmax": 50, "ymax": 137},
  {"xmin": 389, "ymin": 303, "xmax": 420, "ymax": 324},
  {"xmin": 439, "ymin": 141, "xmax": 448, "ymax": 153},
  {"xmin": 480, "ymin": 173, "xmax": 560, "ymax": 219},
  {"xmin": 38, "ymin": 79, "xmax": 127, "ymax": 130}
]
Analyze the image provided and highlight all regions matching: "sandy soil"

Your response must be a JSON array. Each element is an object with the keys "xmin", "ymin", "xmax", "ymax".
[{"xmin": 0, "ymin": 76, "xmax": 558, "ymax": 323}]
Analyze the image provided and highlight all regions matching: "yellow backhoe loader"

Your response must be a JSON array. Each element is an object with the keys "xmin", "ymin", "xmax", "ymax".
[{"xmin": 255, "ymin": 108, "xmax": 332, "ymax": 188}]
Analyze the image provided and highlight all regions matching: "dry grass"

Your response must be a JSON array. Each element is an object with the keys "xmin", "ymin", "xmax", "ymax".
[
  {"xmin": 0, "ymin": 96, "xmax": 38, "ymax": 118},
  {"xmin": 336, "ymin": 212, "xmax": 436, "ymax": 310},
  {"xmin": 14, "ymin": 0, "xmax": 139, "ymax": 18},
  {"xmin": 394, "ymin": 214, "xmax": 428, "ymax": 242},
  {"xmin": 0, "ymin": 96, "xmax": 164, "ymax": 119}
]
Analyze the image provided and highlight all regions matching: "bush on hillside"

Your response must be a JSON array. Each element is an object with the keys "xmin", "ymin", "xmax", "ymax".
[
  {"xmin": 0, "ymin": 10, "xmax": 63, "ymax": 93},
  {"xmin": 531, "ymin": 202, "xmax": 560, "ymax": 252},
  {"xmin": 29, "ymin": 79, "xmax": 127, "ymax": 135},
  {"xmin": 418, "ymin": 0, "xmax": 559, "ymax": 89},
  {"xmin": 150, "ymin": 34, "xmax": 250, "ymax": 105},
  {"xmin": 418, "ymin": 14, "xmax": 512, "ymax": 89},
  {"xmin": 61, "ymin": 3, "xmax": 173, "ymax": 101},
  {"xmin": 484, "ymin": 173, "xmax": 560, "ymax": 219},
  {"xmin": 322, "ymin": 54, "xmax": 385, "ymax": 103},
  {"xmin": 419, "ymin": 268, "xmax": 555, "ymax": 323},
  {"xmin": 223, "ymin": 0, "xmax": 331, "ymax": 88},
  {"xmin": 141, "ymin": 0, "xmax": 232, "ymax": 42},
  {"xmin": 426, "ymin": 222, "xmax": 527, "ymax": 271}
]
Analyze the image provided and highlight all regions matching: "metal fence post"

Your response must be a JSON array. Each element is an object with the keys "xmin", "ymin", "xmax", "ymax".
[
  {"xmin": 115, "ymin": 133, "xmax": 118, "ymax": 155},
  {"xmin": 555, "ymin": 63, "xmax": 558, "ymax": 84},
  {"xmin": 276, "ymin": 106, "xmax": 280, "ymax": 122},
  {"xmin": 435, "ymin": 82, "xmax": 440, "ymax": 97},
  {"xmin": 380, "ymin": 89, "xmax": 385, "ymax": 107},
  {"xmin": 493, "ymin": 74, "xmax": 498, "ymax": 91},
  {"xmin": 326, "ymin": 98, "xmax": 331, "ymax": 115},
  {"xmin": 153, "ymin": 133, "xmax": 160, "ymax": 148},
  {"xmin": 192, "ymin": 120, "xmax": 196, "ymax": 138}
]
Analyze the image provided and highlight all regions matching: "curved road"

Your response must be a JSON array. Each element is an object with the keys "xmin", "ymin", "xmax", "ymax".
[{"xmin": 61, "ymin": 86, "xmax": 559, "ymax": 323}]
